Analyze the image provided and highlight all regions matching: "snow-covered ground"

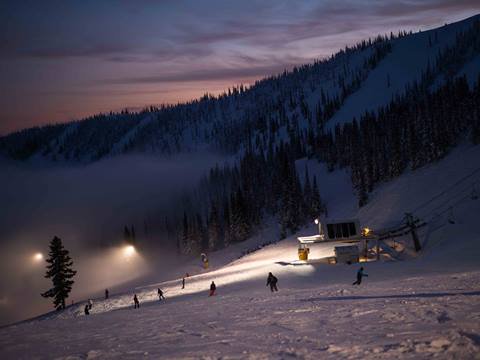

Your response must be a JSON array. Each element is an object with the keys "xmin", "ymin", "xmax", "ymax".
[
  {"xmin": 1, "ymin": 250, "xmax": 479, "ymax": 359},
  {"xmin": 1, "ymin": 144, "xmax": 480, "ymax": 359}
]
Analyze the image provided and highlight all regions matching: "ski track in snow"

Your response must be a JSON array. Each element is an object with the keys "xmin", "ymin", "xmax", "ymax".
[{"xmin": 108, "ymin": 115, "xmax": 152, "ymax": 156}]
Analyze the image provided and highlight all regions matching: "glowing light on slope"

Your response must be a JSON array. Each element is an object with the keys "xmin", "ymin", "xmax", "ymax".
[
  {"xmin": 33, "ymin": 253, "xmax": 43, "ymax": 262},
  {"xmin": 123, "ymin": 245, "xmax": 136, "ymax": 258}
]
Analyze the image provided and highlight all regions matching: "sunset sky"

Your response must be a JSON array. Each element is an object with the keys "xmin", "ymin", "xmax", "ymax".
[{"xmin": 1, "ymin": 0, "xmax": 479, "ymax": 135}]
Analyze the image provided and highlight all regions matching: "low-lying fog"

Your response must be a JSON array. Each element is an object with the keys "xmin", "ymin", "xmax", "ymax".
[{"xmin": 0, "ymin": 152, "xmax": 223, "ymax": 325}]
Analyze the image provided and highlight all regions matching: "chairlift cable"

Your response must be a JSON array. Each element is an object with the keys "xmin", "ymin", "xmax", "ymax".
[
  {"xmin": 409, "ymin": 167, "xmax": 480, "ymax": 214},
  {"xmin": 416, "ymin": 181, "xmax": 477, "ymax": 218}
]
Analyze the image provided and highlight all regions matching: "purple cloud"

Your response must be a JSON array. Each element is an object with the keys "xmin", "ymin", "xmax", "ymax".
[{"xmin": 0, "ymin": 0, "xmax": 479, "ymax": 134}]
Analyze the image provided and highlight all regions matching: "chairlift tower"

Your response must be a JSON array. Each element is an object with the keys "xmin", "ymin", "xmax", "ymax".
[{"xmin": 405, "ymin": 212, "xmax": 421, "ymax": 252}]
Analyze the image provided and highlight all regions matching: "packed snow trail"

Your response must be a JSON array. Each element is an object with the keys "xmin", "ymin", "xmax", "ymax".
[
  {"xmin": 0, "ymin": 269, "xmax": 479, "ymax": 359},
  {"xmin": 1, "ymin": 222, "xmax": 480, "ymax": 359}
]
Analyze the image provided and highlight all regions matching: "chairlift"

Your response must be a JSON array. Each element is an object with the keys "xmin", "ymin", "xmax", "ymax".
[{"xmin": 297, "ymin": 218, "xmax": 375, "ymax": 262}]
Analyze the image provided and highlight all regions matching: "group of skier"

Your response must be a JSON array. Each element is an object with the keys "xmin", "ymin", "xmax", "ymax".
[
  {"xmin": 128, "ymin": 272, "xmax": 270, "ymax": 308},
  {"xmin": 85, "ymin": 267, "xmax": 368, "ymax": 314}
]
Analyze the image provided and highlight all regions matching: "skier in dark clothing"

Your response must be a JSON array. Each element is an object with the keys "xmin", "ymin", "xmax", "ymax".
[
  {"xmin": 209, "ymin": 281, "xmax": 216, "ymax": 296},
  {"xmin": 352, "ymin": 267, "xmax": 368, "ymax": 285},
  {"xmin": 157, "ymin": 288, "xmax": 165, "ymax": 300},
  {"xmin": 105, "ymin": 289, "xmax": 109, "ymax": 299},
  {"xmin": 266, "ymin": 272, "xmax": 278, "ymax": 292},
  {"xmin": 133, "ymin": 294, "xmax": 140, "ymax": 308},
  {"xmin": 84, "ymin": 304, "xmax": 90, "ymax": 315},
  {"xmin": 182, "ymin": 277, "xmax": 185, "ymax": 289}
]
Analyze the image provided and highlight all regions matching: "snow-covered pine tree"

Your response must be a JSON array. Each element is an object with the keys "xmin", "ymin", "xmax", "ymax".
[
  {"xmin": 181, "ymin": 212, "xmax": 190, "ymax": 254},
  {"xmin": 229, "ymin": 189, "xmax": 250, "ymax": 243},
  {"xmin": 196, "ymin": 213, "xmax": 208, "ymax": 251},
  {"xmin": 357, "ymin": 173, "xmax": 368, "ymax": 208},
  {"xmin": 41, "ymin": 236, "xmax": 77, "ymax": 310},
  {"xmin": 289, "ymin": 167, "xmax": 303, "ymax": 232},
  {"xmin": 188, "ymin": 214, "xmax": 201, "ymax": 254},
  {"xmin": 302, "ymin": 166, "xmax": 313, "ymax": 219},
  {"xmin": 222, "ymin": 197, "xmax": 231, "ymax": 248},
  {"xmin": 311, "ymin": 176, "xmax": 323, "ymax": 217}
]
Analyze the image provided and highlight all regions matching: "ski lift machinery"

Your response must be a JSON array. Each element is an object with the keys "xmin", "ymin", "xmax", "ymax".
[{"xmin": 297, "ymin": 218, "xmax": 376, "ymax": 262}]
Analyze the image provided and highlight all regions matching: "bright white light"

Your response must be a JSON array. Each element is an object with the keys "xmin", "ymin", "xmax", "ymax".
[
  {"xmin": 123, "ymin": 245, "xmax": 135, "ymax": 257},
  {"xmin": 33, "ymin": 253, "xmax": 43, "ymax": 262},
  {"xmin": 314, "ymin": 219, "xmax": 319, "ymax": 225}
]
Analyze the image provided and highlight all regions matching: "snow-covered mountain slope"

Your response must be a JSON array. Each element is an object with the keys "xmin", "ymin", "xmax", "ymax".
[
  {"xmin": 1, "ymin": 262, "xmax": 479, "ymax": 359},
  {"xmin": 1, "ymin": 15, "xmax": 479, "ymax": 164},
  {"xmin": 326, "ymin": 15, "xmax": 480, "ymax": 130},
  {"xmin": 1, "ymin": 14, "xmax": 480, "ymax": 358},
  {"xmin": 1, "ymin": 144, "xmax": 479, "ymax": 359}
]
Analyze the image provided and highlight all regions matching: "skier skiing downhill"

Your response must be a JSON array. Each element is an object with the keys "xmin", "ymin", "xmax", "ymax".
[
  {"xmin": 266, "ymin": 272, "xmax": 278, "ymax": 292},
  {"xmin": 209, "ymin": 281, "xmax": 216, "ymax": 296},
  {"xmin": 133, "ymin": 294, "xmax": 140, "ymax": 308},
  {"xmin": 352, "ymin": 267, "xmax": 368, "ymax": 285},
  {"xmin": 157, "ymin": 288, "xmax": 165, "ymax": 300}
]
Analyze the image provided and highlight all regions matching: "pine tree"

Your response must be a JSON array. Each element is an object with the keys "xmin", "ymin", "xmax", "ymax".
[
  {"xmin": 357, "ymin": 172, "xmax": 368, "ymax": 207},
  {"xmin": 287, "ymin": 168, "xmax": 303, "ymax": 232},
  {"xmin": 222, "ymin": 197, "xmax": 231, "ymax": 248},
  {"xmin": 181, "ymin": 212, "xmax": 190, "ymax": 254},
  {"xmin": 311, "ymin": 176, "xmax": 323, "ymax": 217},
  {"xmin": 196, "ymin": 213, "xmax": 208, "ymax": 251},
  {"xmin": 229, "ymin": 189, "xmax": 250, "ymax": 242},
  {"xmin": 208, "ymin": 202, "xmax": 221, "ymax": 250},
  {"xmin": 41, "ymin": 236, "xmax": 77, "ymax": 311},
  {"xmin": 302, "ymin": 166, "xmax": 313, "ymax": 219}
]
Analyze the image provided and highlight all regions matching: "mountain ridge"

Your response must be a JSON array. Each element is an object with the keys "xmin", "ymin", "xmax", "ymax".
[{"xmin": 1, "ymin": 14, "xmax": 479, "ymax": 164}]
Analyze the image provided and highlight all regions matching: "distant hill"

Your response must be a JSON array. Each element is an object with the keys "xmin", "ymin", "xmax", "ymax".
[{"xmin": 1, "ymin": 15, "xmax": 478, "ymax": 164}]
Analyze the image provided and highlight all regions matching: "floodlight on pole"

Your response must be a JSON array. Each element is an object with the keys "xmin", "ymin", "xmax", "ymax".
[
  {"xmin": 123, "ymin": 245, "xmax": 136, "ymax": 258},
  {"xmin": 33, "ymin": 253, "xmax": 43, "ymax": 262}
]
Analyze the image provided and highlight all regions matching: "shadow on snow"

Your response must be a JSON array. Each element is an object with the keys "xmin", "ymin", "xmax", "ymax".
[{"xmin": 301, "ymin": 290, "xmax": 480, "ymax": 302}]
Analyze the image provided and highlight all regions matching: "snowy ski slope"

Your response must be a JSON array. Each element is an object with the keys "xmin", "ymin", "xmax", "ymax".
[{"xmin": 1, "ymin": 144, "xmax": 480, "ymax": 359}]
